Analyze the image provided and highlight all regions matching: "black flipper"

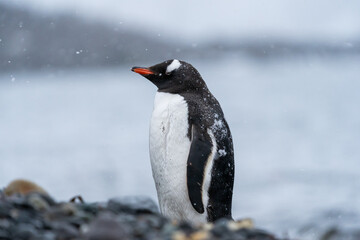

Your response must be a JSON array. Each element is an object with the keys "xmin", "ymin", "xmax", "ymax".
[{"xmin": 187, "ymin": 124, "xmax": 213, "ymax": 214}]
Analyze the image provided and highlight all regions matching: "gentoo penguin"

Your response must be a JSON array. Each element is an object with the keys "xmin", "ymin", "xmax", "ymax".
[{"xmin": 131, "ymin": 59, "xmax": 234, "ymax": 224}]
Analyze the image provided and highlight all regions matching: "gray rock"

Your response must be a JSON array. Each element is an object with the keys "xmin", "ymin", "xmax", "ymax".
[
  {"xmin": 8, "ymin": 195, "xmax": 32, "ymax": 209},
  {"xmin": 212, "ymin": 218, "xmax": 231, "ymax": 236},
  {"xmin": 0, "ymin": 223, "xmax": 10, "ymax": 240},
  {"xmin": 10, "ymin": 223, "xmax": 39, "ymax": 239},
  {"xmin": 0, "ymin": 219, "xmax": 11, "ymax": 229},
  {"xmin": 78, "ymin": 202, "xmax": 104, "ymax": 216},
  {"xmin": 45, "ymin": 202, "xmax": 78, "ymax": 221},
  {"xmin": 26, "ymin": 194, "xmax": 50, "ymax": 211},
  {"xmin": 107, "ymin": 196, "xmax": 159, "ymax": 214},
  {"xmin": 25, "ymin": 193, "xmax": 55, "ymax": 211},
  {"xmin": 10, "ymin": 208, "xmax": 36, "ymax": 224},
  {"xmin": 115, "ymin": 213, "xmax": 138, "ymax": 225},
  {"xmin": 84, "ymin": 212, "xmax": 130, "ymax": 240},
  {"xmin": 50, "ymin": 221, "xmax": 79, "ymax": 239},
  {"xmin": 40, "ymin": 231, "xmax": 57, "ymax": 240},
  {"xmin": 177, "ymin": 221, "xmax": 194, "ymax": 234},
  {"xmin": 0, "ymin": 229, "xmax": 10, "ymax": 240},
  {"xmin": 0, "ymin": 201, "xmax": 12, "ymax": 218},
  {"xmin": 0, "ymin": 186, "xmax": 282, "ymax": 240},
  {"xmin": 238, "ymin": 228, "xmax": 277, "ymax": 240},
  {"xmin": 161, "ymin": 222, "xmax": 177, "ymax": 238}
]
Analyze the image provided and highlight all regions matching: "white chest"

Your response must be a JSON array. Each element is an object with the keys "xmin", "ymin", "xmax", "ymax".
[{"xmin": 149, "ymin": 92, "xmax": 207, "ymax": 223}]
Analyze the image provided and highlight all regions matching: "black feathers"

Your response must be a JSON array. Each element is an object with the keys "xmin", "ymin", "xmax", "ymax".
[
  {"xmin": 182, "ymin": 91, "xmax": 234, "ymax": 222},
  {"xmin": 187, "ymin": 124, "xmax": 213, "ymax": 214}
]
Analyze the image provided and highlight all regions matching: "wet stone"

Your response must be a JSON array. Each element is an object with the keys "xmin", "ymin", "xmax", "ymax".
[
  {"xmin": 0, "ymin": 229, "xmax": 10, "ymax": 240},
  {"xmin": 238, "ymin": 228, "xmax": 277, "ymax": 240},
  {"xmin": 161, "ymin": 222, "xmax": 177, "ymax": 237},
  {"xmin": 132, "ymin": 220, "xmax": 150, "ymax": 237},
  {"xmin": 78, "ymin": 202, "xmax": 103, "ymax": 216},
  {"xmin": 115, "ymin": 212, "xmax": 138, "ymax": 224},
  {"xmin": 107, "ymin": 196, "xmax": 159, "ymax": 214},
  {"xmin": 211, "ymin": 218, "xmax": 231, "ymax": 237},
  {"xmin": 0, "ymin": 202, "xmax": 12, "ymax": 217},
  {"xmin": 8, "ymin": 195, "xmax": 33, "ymax": 209},
  {"xmin": 26, "ymin": 193, "xmax": 52, "ymax": 211},
  {"xmin": 31, "ymin": 218, "xmax": 44, "ymax": 229},
  {"xmin": 10, "ymin": 223, "xmax": 39, "ymax": 239},
  {"xmin": 0, "ymin": 219, "xmax": 11, "ymax": 229},
  {"xmin": 177, "ymin": 221, "xmax": 195, "ymax": 235},
  {"xmin": 45, "ymin": 202, "xmax": 79, "ymax": 221},
  {"xmin": 41, "ymin": 231, "xmax": 56, "ymax": 240},
  {"xmin": 59, "ymin": 202, "xmax": 79, "ymax": 216},
  {"xmin": 84, "ymin": 212, "xmax": 131, "ymax": 240},
  {"xmin": 0, "ymin": 219, "xmax": 10, "ymax": 239},
  {"xmin": 140, "ymin": 214, "xmax": 167, "ymax": 229},
  {"xmin": 0, "ymin": 189, "xmax": 282, "ymax": 240},
  {"xmin": 10, "ymin": 208, "xmax": 37, "ymax": 223},
  {"xmin": 51, "ymin": 221, "xmax": 79, "ymax": 239}
]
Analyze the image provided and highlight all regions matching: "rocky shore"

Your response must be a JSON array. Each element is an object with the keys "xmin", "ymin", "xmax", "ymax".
[{"xmin": 0, "ymin": 189, "xmax": 278, "ymax": 240}]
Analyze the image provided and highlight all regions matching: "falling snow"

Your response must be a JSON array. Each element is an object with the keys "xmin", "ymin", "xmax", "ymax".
[
  {"xmin": 166, "ymin": 59, "xmax": 181, "ymax": 74},
  {"xmin": 210, "ymin": 119, "xmax": 228, "ymax": 138},
  {"xmin": 218, "ymin": 149, "xmax": 227, "ymax": 157}
]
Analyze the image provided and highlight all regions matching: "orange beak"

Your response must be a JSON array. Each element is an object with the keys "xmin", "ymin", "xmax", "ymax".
[{"xmin": 131, "ymin": 67, "xmax": 154, "ymax": 75}]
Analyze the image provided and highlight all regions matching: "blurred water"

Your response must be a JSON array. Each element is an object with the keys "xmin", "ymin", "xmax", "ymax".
[{"xmin": 1, "ymin": 57, "xmax": 360, "ymax": 237}]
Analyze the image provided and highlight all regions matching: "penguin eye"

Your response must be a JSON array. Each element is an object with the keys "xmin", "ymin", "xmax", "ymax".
[{"xmin": 165, "ymin": 71, "xmax": 171, "ymax": 76}]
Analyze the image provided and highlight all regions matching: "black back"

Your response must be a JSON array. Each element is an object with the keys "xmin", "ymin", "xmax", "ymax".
[{"xmin": 181, "ymin": 90, "xmax": 234, "ymax": 221}]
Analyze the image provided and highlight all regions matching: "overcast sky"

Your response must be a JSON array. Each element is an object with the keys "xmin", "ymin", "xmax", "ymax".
[{"xmin": 5, "ymin": 0, "xmax": 360, "ymax": 42}]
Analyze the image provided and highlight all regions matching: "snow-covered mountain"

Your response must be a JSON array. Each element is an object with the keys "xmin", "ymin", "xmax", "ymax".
[{"xmin": 0, "ymin": 3, "xmax": 179, "ymax": 71}]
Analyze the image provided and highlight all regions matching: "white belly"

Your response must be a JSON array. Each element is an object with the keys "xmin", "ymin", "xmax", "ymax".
[{"xmin": 149, "ymin": 92, "xmax": 207, "ymax": 224}]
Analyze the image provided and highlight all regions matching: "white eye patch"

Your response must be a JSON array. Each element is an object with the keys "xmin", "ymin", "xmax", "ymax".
[{"xmin": 166, "ymin": 59, "xmax": 181, "ymax": 74}]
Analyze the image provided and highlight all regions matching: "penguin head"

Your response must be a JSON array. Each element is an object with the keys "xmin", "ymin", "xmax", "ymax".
[{"xmin": 132, "ymin": 59, "xmax": 207, "ymax": 93}]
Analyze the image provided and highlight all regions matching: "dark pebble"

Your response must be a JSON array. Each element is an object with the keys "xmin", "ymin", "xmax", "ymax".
[
  {"xmin": 51, "ymin": 221, "xmax": 79, "ymax": 239},
  {"xmin": 0, "ymin": 190, "xmax": 283, "ymax": 240},
  {"xmin": 8, "ymin": 195, "xmax": 33, "ymax": 209},
  {"xmin": 177, "ymin": 221, "xmax": 195, "ymax": 235},
  {"xmin": 0, "ymin": 228, "xmax": 10, "ymax": 240},
  {"xmin": 238, "ymin": 228, "xmax": 277, "ymax": 240},
  {"xmin": 84, "ymin": 212, "xmax": 130, "ymax": 240},
  {"xmin": 40, "ymin": 231, "xmax": 56, "ymax": 240},
  {"xmin": 107, "ymin": 196, "xmax": 159, "ymax": 214},
  {"xmin": 10, "ymin": 223, "xmax": 39, "ymax": 239},
  {"xmin": 0, "ymin": 219, "xmax": 11, "ymax": 229},
  {"xmin": 0, "ymin": 202, "xmax": 12, "ymax": 218},
  {"xmin": 10, "ymin": 208, "xmax": 37, "ymax": 223},
  {"xmin": 78, "ymin": 202, "xmax": 104, "ymax": 216},
  {"xmin": 161, "ymin": 222, "xmax": 177, "ymax": 238},
  {"xmin": 115, "ymin": 212, "xmax": 138, "ymax": 225},
  {"xmin": 26, "ymin": 193, "xmax": 55, "ymax": 211},
  {"xmin": 212, "ymin": 218, "xmax": 231, "ymax": 237}
]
